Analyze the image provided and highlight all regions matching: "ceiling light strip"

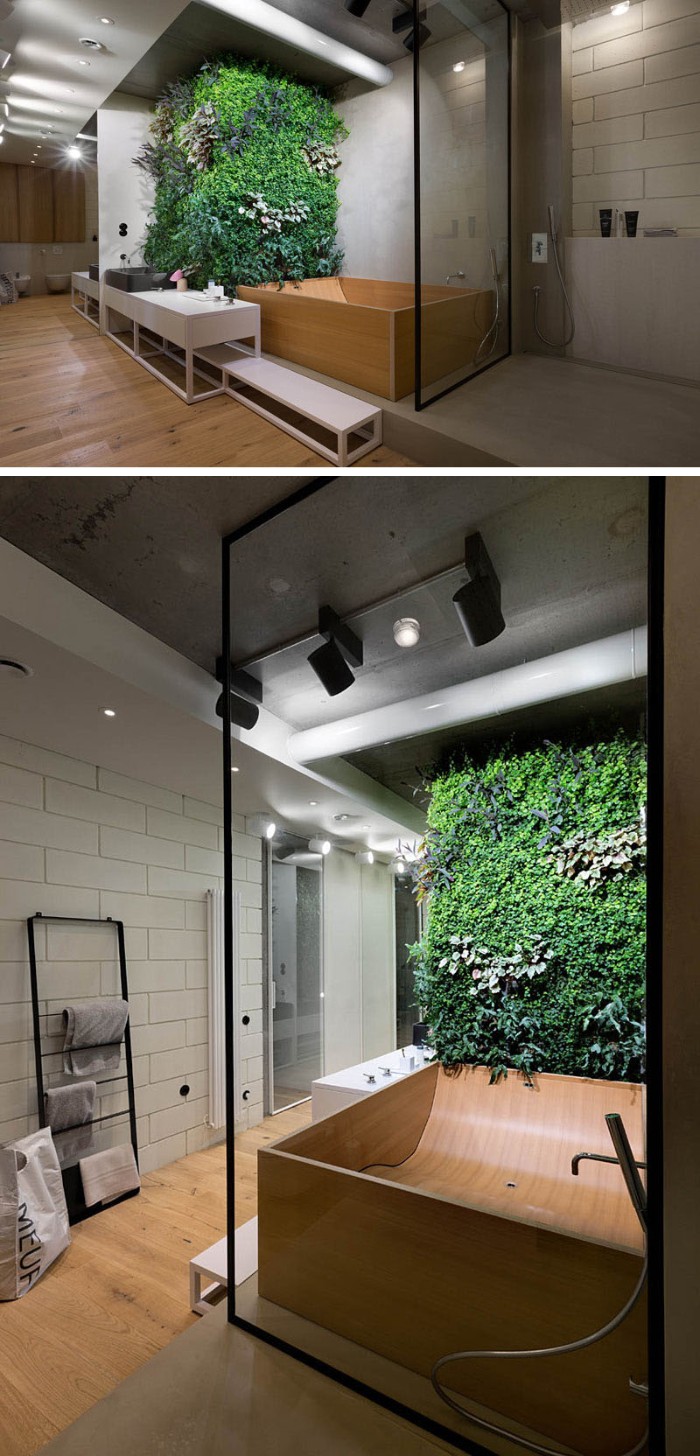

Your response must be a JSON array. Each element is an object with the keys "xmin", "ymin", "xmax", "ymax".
[
  {"xmin": 289, "ymin": 627, "xmax": 648, "ymax": 763},
  {"xmin": 197, "ymin": 0, "xmax": 393, "ymax": 87}
]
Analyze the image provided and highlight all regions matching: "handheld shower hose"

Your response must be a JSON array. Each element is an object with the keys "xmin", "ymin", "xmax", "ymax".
[
  {"xmin": 430, "ymin": 1111, "xmax": 648, "ymax": 1456},
  {"xmin": 474, "ymin": 247, "xmax": 502, "ymax": 365},
  {"xmin": 533, "ymin": 205, "xmax": 576, "ymax": 349}
]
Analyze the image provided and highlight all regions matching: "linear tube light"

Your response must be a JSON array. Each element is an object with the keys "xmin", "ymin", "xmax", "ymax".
[
  {"xmin": 197, "ymin": 0, "xmax": 393, "ymax": 87},
  {"xmin": 289, "ymin": 627, "xmax": 648, "ymax": 763}
]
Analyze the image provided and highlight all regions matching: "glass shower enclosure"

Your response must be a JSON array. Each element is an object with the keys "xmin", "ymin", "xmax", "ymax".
[{"xmin": 414, "ymin": 0, "xmax": 511, "ymax": 408}]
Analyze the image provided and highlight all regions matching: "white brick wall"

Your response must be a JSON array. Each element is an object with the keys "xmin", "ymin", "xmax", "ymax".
[
  {"xmin": 571, "ymin": 0, "xmax": 700, "ymax": 234},
  {"xmin": 0, "ymin": 734, "xmax": 264, "ymax": 1174}
]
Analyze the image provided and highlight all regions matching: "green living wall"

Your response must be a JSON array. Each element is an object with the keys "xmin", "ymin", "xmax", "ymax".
[
  {"xmin": 412, "ymin": 733, "xmax": 647, "ymax": 1082},
  {"xmin": 136, "ymin": 57, "xmax": 347, "ymax": 290}
]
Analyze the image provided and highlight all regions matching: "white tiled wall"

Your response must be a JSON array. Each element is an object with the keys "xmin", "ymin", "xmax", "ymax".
[
  {"xmin": 0, "ymin": 734, "xmax": 264, "ymax": 1175},
  {"xmin": 571, "ymin": 0, "xmax": 700, "ymax": 234}
]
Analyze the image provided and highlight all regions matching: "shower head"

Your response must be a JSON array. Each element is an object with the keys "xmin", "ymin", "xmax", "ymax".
[
  {"xmin": 488, "ymin": 247, "xmax": 499, "ymax": 283},
  {"xmin": 548, "ymin": 204, "xmax": 558, "ymax": 243}
]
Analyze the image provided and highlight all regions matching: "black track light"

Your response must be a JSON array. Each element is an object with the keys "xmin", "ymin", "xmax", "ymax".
[
  {"xmin": 403, "ymin": 22, "xmax": 431, "ymax": 51},
  {"xmin": 345, "ymin": 0, "xmax": 372, "ymax": 15},
  {"xmin": 215, "ymin": 691, "xmax": 260, "ymax": 731},
  {"xmin": 308, "ymin": 639, "xmax": 356, "ymax": 697},
  {"xmin": 308, "ymin": 604, "xmax": 363, "ymax": 698},
  {"xmin": 452, "ymin": 532, "xmax": 505, "ymax": 647},
  {"xmin": 214, "ymin": 658, "xmax": 262, "ymax": 730}
]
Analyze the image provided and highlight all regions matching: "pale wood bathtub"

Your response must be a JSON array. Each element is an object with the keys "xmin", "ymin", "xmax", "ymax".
[
  {"xmin": 258, "ymin": 1064, "xmax": 647, "ymax": 1456},
  {"xmin": 236, "ymin": 277, "xmax": 494, "ymax": 401}
]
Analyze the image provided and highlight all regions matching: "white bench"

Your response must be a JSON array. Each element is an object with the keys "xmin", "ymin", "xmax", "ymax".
[
  {"xmin": 189, "ymin": 1217, "xmax": 258, "ymax": 1314},
  {"xmin": 196, "ymin": 351, "xmax": 382, "ymax": 466}
]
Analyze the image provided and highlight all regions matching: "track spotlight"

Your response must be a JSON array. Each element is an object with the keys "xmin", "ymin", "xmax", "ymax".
[
  {"xmin": 215, "ymin": 659, "xmax": 262, "ymax": 729},
  {"xmin": 403, "ymin": 24, "xmax": 431, "ymax": 51},
  {"xmin": 309, "ymin": 837, "xmax": 331, "ymax": 856},
  {"xmin": 452, "ymin": 532, "xmax": 505, "ymax": 647},
  {"xmin": 308, "ymin": 605, "xmax": 363, "ymax": 698},
  {"xmin": 356, "ymin": 850, "xmax": 374, "ymax": 865},
  {"xmin": 246, "ymin": 814, "xmax": 277, "ymax": 840},
  {"xmin": 215, "ymin": 690, "xmax": 260, "ymax": 730},
  {"xmin": 345, "ymin": 0, "xmax": 372, "ymax": 13}
]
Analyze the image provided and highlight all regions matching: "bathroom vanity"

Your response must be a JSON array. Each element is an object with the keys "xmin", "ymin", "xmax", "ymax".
[
  {"xmin": 71, "ymin": 271, "xmax": 100, "ymax": 330},
  {"xmin": 101, "ymin": 284, "xmax": 261, "ymax": 404}
]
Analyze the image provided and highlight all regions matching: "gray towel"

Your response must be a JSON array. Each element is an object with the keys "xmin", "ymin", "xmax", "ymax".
[
  {"xmin": 62, "ymin": 999, "xmax": 129, "ymax": 1075},
  {"xmin": 79, "ymin": 1144, "xmax": 140, "ymax": 1208},
  {"xmin": 46, "ymin": 1081, "xmax": 96, "ymax": 1163}
]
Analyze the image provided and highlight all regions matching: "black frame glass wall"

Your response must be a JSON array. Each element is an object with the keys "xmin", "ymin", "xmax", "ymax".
[
  {"xmin": 220, "ymin": 479, "xmax": 664, "ymax": 1456},
  {"xmin": 412, "ymin": 0, "xmax": 512, "ymax": 411}
]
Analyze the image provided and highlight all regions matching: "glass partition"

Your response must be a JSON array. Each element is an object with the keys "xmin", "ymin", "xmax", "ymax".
[
  {"xmin": 223, "ymin": 478, "xmax": 652, "ymax": 1456},
  {"xmin": 415, "ymin": 0, "xmax": 510, "ymax": 407}
]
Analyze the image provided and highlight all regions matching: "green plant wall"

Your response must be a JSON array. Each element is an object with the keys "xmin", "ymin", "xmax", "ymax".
[
  {"xmin": 135, "ymin": 57, "xmax": 347, "ymax": 290},
  {"xmin": 411, "ymin": 733, "xmax": 647, "ymax": 1082}
]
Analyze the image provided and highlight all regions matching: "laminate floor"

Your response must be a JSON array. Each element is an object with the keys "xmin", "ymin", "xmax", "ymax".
[
  {"xmin": 0, "ymin": 297, "xmax": 411, "ymax": 468},
  {"xmin": 0, "ymin": 1103, "xmax": 310, "ymax": 1456}
]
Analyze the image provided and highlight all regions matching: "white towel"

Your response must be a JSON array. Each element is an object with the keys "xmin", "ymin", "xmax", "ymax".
[{"xmin": 79, "ymin": 1144, "xmax": 140, "ymax": 1208}]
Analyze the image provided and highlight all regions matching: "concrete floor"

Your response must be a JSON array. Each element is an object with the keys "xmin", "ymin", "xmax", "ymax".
[
  {"xmin": 37, "ymin": 1303, "xmax": 457, "ymax": 1456},
  {"xmin": 278, "ymin": 351, "xmax": 700, "ymax": 467}
]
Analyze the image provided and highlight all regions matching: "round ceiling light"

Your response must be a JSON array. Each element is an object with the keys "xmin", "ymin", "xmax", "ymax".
[
  {"xmin": 453, "ymin": 60, "xmax": 466, "ymax": 72},
  {"xmin": 79, "ymin": 37, "xmax": 104, "ymax": 50},
  {"xmin": 99, "ymin": 16, "xmax": 115, "ymax": 23},
  {"xmin": 0, "ymin": 658, "xmax": 34, "ymax": 677},
  {"xmin": 67, "ymin": 145, "xmax": 82, "ymax": 159},
  {"xmin": 393, "ymin": 617, "xmax": 421, "ymax": 648}
]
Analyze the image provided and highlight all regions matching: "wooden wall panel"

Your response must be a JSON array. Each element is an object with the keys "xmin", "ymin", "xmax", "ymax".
[
  {"xmin": 0, "ymin": 164, "xmax": 19, "ymax": 242},
  {"xmin": 54, "ymin": 169, "xmax": 86, "ymax": 242},
  {"xmin": 18, "ymin": 165, "xmax": 54, "ymax": 243}
]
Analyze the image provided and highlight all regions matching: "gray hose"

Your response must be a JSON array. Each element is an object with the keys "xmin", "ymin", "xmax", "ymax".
[
  {"xmin": 533, "ymin": 205, "xmax": 575, "ymax": 349},
  {"xmin": 430, "ymin": 1109, "xmax": 648, "ymax": 1456}
]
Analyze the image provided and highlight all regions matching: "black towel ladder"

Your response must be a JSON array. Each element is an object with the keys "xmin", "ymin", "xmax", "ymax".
[{"xmin": 26, "ymin": 913, "xmax": 140, "ymax": 1225}]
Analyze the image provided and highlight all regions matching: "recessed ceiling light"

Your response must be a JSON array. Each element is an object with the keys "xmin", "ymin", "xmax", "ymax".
[
  {"xmin": 334, "ymin": 813, "xmax": 351, "ymax": 822},
  {"xmin": 308, "ymin": 799, "xmax": 318, "ymax": 806},
  {"xmin": 0, "ymin": 658, "xmax": 34, "ymax": 677},
  {"xmin": 79, "ymin": 37, "xmax": 104, "ymax": 50},
  {"xmin": 67, "ymin": 145, "xmax": 82, "ymax": 159},
  {"xmin": 393, "ymin": 616, "xmax": 421, "ymax": 648},
  {"xmin": 99, "ymin": 16, "xmax": 115, "ymax": 23},
  {"xmin": 453, "ymin": 60, "xmax": 465, "ymax": 72},
  {"xmin": 101, "ymin": 707, "xmax": 116, "ymax": 717},
  {"xmin": 610, "ymin": 1, "xmax": 629, "ymax": 12},
  {"xmin": 231, "ymin": 765, "xmax": 240, "ymax": 773},
  {"xmin": 77, "ymin": 59, "xmax": 91, "ymax": 67}
]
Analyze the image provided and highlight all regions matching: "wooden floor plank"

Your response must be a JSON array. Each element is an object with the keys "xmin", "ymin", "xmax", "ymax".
[
  {"xmin": 0, "ymin": 1103, "xmax": 311, "ymax": 1456},
  {"xmin": 0, "ymin": 297, "xmax": 411, "ymax": 468}
]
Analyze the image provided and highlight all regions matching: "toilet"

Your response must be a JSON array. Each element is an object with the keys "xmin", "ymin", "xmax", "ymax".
[
  {"xmin": 45, "ymin": 273, "xmax": 71, "ymax": 293},
  {"xmin": 14, "ymin": 275, "xmax": 31, "ymax": 296}
]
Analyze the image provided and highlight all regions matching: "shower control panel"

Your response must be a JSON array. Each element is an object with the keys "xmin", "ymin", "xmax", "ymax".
[{"xmin": 531, "ymin": 233, "xmax": 548, "ymax": 263}]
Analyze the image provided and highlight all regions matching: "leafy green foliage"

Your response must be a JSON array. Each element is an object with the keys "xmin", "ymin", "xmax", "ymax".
[
  {"xmin": 411, "ymin": 733, "xmax": 647, "ymax": 1082},
  {"xmin": 137, "ymin": 55, "xmax": 347, "ymax": 290}
]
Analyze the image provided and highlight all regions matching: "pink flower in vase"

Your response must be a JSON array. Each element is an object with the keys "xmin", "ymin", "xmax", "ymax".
[{"xmin": 170, "ymin": 269, "xmax": 184, "ymax": 282}]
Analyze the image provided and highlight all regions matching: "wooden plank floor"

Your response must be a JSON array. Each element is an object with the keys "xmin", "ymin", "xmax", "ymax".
[
  {"xmin": 0, "ymin": 1103, "xmax": 310, "ymax": 1456},
  {"xmin": 0, "ymin": 297, "xmax": 411, "ymax": 468}
]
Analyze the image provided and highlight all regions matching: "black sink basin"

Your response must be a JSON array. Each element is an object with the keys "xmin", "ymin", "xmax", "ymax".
[{"xmin": 104, "ymin": 267, "xmax": 175, "ymax": 293}]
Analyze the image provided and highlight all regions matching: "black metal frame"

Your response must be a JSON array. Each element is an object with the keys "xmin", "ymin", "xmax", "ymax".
[
  {"xmin": 413, "ymin": 0, "xmax": 512, "ymax": 413},
  {"xmin": 27, "ymin": 913, "xmax": 140, "ymax": 1225},
  {"xmin": 222, "ymin": 478, "xmax": 665, "ymax": 1456}
]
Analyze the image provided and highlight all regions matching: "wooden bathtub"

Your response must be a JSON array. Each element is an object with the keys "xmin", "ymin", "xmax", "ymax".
[
  {"xmin": 258, "ymin": 1064, "xmax": 647, "ymax": 1456},
  {"xmin": 236, "ymin": 277, "xmax": 494, "ymax": 401}
]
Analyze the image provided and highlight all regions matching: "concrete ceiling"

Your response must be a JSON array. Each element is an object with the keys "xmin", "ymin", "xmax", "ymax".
[
  {"xmin": 0, "ymin": 476, "xmax": 649, "ymax": 761},
  {"xmin": 115, "ymin": 0, "xmax": 514, "ymax": 103}
]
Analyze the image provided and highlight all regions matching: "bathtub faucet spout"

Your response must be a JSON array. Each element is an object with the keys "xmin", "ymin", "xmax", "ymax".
[{"xmin": 446, "ymin": 270, "xmax": 465, "ymax": 285}]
